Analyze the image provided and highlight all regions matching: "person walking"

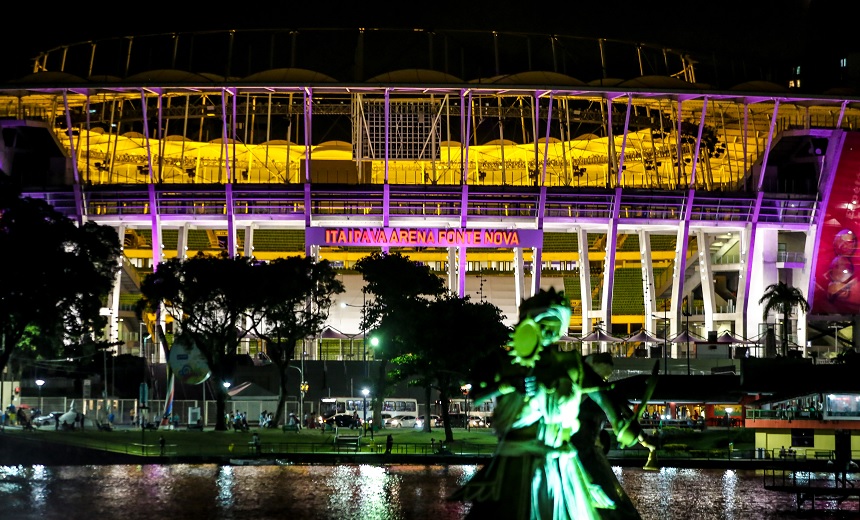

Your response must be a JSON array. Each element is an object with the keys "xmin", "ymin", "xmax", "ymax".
[{"xmin": 385, "ymin": 434, "xmax": 393, "ymax": 455}]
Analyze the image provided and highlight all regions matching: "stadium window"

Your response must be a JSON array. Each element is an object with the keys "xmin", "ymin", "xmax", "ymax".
[{"xmin": 840, "ymin": 57, "xmax": 847, "ymax": 68}]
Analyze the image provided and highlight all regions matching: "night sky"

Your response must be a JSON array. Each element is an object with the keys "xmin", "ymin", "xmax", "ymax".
[{"xmin": 0, "ymin": 0, "xmax": 854, "ymax": 82}]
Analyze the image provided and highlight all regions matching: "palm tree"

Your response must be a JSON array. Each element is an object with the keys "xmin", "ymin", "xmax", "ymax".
[{"xmin": 758, "ymin": 282, "xmax": 810, "ymax": 357}]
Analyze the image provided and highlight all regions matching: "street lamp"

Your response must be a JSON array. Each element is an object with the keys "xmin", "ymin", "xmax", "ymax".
[
  {"xmin": 289, "ymin": 364, "xmax": 304, "ymax": 424},
  {"xmin": 367, "ymin": 336, "xmax": 379, "ymax": 377},
  {"xmin": 682, "ymin": 298, "xmax": 692, "ymax": 376},
  {"xmin": 462, "ymin": 384, "xmax": 472, "ymax": 431},
  {"xmin": 361, "ymin": 387, "xmax": 370, "ymax": 438},
  {"xmin": 342, "ymin": 295, "xmax": 370, "ymax": 375},
  {"xmin": 35, "ymin": 379, "xmax": 45, "ymax": 406},
  {"xmin": 652, "ymin": 304, "xmax": 670, "ymax": 375},
  {"xmin": 830, "ymin": 323, "xmax": 840, "ymax": 358},
  {"xmin": 139, "ymin": 322, "xmax": 150, "ymax": 359}
]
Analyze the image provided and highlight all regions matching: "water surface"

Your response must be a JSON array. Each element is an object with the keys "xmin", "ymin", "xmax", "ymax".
[{"xmin": 1, "ymin": 464, "xmax": 857, "ymax": 519}]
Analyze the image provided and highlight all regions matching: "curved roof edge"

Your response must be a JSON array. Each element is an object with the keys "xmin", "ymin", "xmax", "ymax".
[{"xmin": 365, "ymin": 69, "xmax": 464, "ymax": 84}]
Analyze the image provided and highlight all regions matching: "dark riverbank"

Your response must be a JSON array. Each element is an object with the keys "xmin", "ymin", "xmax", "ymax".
[
  {"xmin": 0, "ymin": 431, "xmax": 834, "ymax": 473},
  {"xmin": 0, "ymin": 432, "xmax": 490, "ymax": 466}
]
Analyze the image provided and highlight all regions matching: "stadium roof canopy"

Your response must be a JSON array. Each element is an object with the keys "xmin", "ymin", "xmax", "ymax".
[{"xmin": 6, "ymin": 28, "xmax": 840, "ymax": 95}]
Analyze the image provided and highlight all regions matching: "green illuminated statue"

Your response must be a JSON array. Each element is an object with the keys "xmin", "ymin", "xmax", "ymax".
[{"xmin": 451, "ymin": 288, "xmax": 658, "ymax": 520}]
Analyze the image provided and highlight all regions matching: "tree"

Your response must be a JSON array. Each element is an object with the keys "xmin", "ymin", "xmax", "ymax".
[
  {"xmin": 137, "ymin": 253, "xmax": 258, "ymax": 431},
  {"xmin": 354, "ymin": 252, "xmax": 446, "ymax": 428},
  {"xmin": 388, "ymin": 294, "xmax": 510, "ymax": 442},
  {"xmin": 759, "ymin": 281, "xmax": 810, "ymax": 357},
  {"xmin": 252, "ymin": 256, "xmax": 344, "ymax": 427},
  {"xmin": 0, "ymin": 191, "xmax": 121, "ymax": 384}
]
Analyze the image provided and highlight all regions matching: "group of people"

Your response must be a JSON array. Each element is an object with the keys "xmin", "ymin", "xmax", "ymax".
[
  {"xmin": 259, "ymin": 410, "xmax": 275, "ymax": 428},
  {"xmin": 161, "ymin": 412, "xmax": 180, "ymax": 429},
  {"xmin": 286, "ymin": 412, "xmax": 302, "ymax": 429},
  {"xmin": 219, "ymin": 410, "xmax": 312, "ymax": 431},
  {"xmin": 1, "ymin": 403, "xmax": 30, "ymax": 429},
  {"xmin": 227, "ymin": 411, "xmax": 250, "ymax": 431}
]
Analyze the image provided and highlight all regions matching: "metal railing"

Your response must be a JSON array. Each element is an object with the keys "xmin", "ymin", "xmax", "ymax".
[
  {"xmin": 777, "ymin": 251, "xmax": 806, "ymax": 263},
  {"xmin": 36, "ymin": 431, "xmax": 499, "ymax": 459},
  {"xmin": 23, "ymin": 185, "xmax": 819, "ymax": 228}
]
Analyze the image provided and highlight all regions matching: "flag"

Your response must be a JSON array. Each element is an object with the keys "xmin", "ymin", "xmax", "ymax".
[{"xmin": 160, "ymin": 373, "xmax": 175, "ymax": 427}]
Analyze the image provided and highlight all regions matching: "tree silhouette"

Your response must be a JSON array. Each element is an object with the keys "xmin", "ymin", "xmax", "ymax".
[
  {"xmin": 138, "ymin": 253, "xmax": 258, "ymax": 430},
  {"xmin": 759, "ymin": 282, "xmax": 810, "ymax": 357},
  {"xmin": 354, "ymin": 252, "xmax": 446, "ymax": 429},
  {"xmin": 0, "ymin": 190, "xmax": 120, "ymax": 382},
  {"xmin": 252, "ymin": 256, "xmax": 343, "ymax": 427},
  {"xmin": 386, "ymin": 294, "xmax": 510, "ymax": 441}
]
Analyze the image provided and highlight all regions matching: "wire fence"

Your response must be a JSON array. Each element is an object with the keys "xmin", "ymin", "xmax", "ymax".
[{"xmin": 17, "ymin": 397, "xmax": 301, "ymax": 428}]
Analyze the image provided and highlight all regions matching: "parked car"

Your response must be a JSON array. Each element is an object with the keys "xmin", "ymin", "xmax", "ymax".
[
  {"xmin": 467, "ymin": 415, "xmax": 487, "ymax": 428},
  {"xmin": 414, "ymin": 415, "xmax": 443, "ymax": 428},
  {"xmin": 33, "ymin": 411, "xmax": 64, "ymax": 428},
  {"xmin": 387, "ymin": 414, "xmax": 417, "ymax": 428}
]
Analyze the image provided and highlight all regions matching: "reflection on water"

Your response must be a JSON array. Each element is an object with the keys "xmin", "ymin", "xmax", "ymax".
[{"xmin": 0, "ymin": 463, "xmax": 857, "ymax": 519}]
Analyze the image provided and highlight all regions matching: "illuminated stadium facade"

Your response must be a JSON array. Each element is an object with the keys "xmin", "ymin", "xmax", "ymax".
[{"xmin": 2, "ymin": 28, "xmax": 858, "ymax": 363}]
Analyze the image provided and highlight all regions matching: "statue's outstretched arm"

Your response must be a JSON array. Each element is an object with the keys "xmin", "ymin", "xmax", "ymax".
[{"xmin": 587, "ymin": 389, "xmax": 641, "ymax": 447}]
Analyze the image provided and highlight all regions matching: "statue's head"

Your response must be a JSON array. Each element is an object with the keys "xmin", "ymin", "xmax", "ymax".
[{"xmin": 509, "ymin": 288, "xmax": 571, "ymax": 366}]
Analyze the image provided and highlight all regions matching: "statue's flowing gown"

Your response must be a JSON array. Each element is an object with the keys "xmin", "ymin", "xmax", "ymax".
[{"xmin": 451, "ymin": 349, "xmax": 643, "ymax": 520}]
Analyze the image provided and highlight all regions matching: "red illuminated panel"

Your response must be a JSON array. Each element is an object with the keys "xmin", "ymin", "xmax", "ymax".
[{"xmin": 813, "ymin": 132, "xmax": 860, "ymax": 313}]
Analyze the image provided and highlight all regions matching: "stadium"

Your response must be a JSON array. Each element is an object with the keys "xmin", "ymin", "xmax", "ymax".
[{"xmin": 1, "ymin": 27, "xmax": 858, "ymax": 371}]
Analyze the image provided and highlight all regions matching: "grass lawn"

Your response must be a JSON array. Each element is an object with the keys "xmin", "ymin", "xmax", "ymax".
[
  {"xmin": 9, "ymin": 423, "xmax": 500, "ymax": 457},
  {"xmin": 7, "ymin": 423, "xmax": 749, "ymax": 459},
  {"xmin": 658, "ymin": 427, "xmax": 755, "ymax": 451}
]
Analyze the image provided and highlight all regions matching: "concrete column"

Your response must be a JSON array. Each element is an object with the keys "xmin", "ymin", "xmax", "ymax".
[
  {"xmin": 447, "ymin": 247, "xmax": 457, "ymax": 294},
  {"xmin": 696, "ymin": 230, "xmax": 716, "ymax": 333},
  {"xmin": 177, "ymin": 225, "xmax": 189, "ymax": 260},
  {"xmin": 513, "ymin": 247, "xmax": 525, "ymax": 308},
  {"xmin": 577, "ymin": 228, "xmax": 592, "ymax": 333}
]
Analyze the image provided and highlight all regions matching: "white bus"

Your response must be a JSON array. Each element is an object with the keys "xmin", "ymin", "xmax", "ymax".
[
  {"xmin": 433, "ymin": 398, "xmax": 495, "ymax": 427},
  {"xmin": 319, "ymin": 396, "xmax": 419, "ymax": 425}
]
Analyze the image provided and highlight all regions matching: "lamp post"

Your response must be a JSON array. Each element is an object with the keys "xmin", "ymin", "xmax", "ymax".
[
  {"xmin": 289, "ymin": 364, "xmax": 304, "ymax": 424},
  {"xmin": 830, "ymin": 323, "xmax": 840, "ymax": 358},
  {"xmin": 367, "ymin": 336, "xmax": 379, "ymax": 377},
  {"xmin": 361, "ymin": 387, "xmax": 370, "ymax": 438},
  {"xmin": 652, "ymin": 304, "xmax": 670, "ymax": 375},
  {"xmin": 139, "ymin": 322, "xmax": 150, "ymax": 439},
  {"xmin": 342, "ymin": 295, "xmax": 370, "ymax": 376},
  {"xmin": 222, "ymin": 381, "xmax": 231, "ymax": 428},
  {"xmin": 139, "ymin": 322, "xmax": 149, "ymax": 359},
  {"xmin": 35, "ymin": 379, "xmax": 44, "ymax": 408},
  {"xmin": 683, "ymin": 298, "xmax": 692, "ymax": 376},
  {"xmin": 462, "ymin": 384, "xmax": 472, "ymax": 431}
]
